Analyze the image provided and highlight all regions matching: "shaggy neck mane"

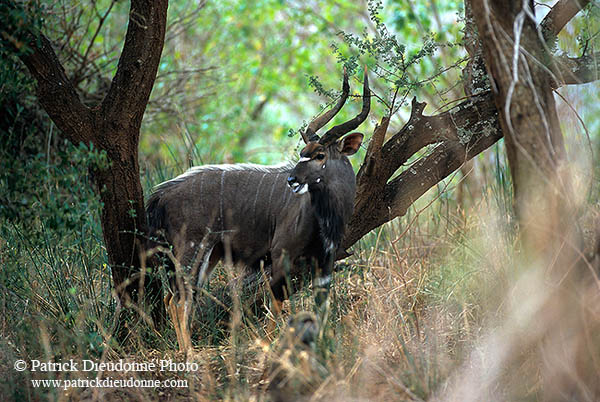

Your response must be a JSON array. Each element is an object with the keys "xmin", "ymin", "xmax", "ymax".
[{"xmin": 311, "ymin": 185, "xmax": 347, "ymax": 252}]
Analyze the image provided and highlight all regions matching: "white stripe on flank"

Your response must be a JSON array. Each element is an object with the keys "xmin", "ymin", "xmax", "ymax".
[
  {"xmin": 284, "ymin": 184, "xmax": 292, "ymax": 206},
  {"xmin": 253, "ymin": 173, "xmax": 267, "ymax": 225},
  {"xmin": 267, "ymin": 174, "xmax": 278, "ymax": 209},
  {"xmin": 197, "ymin": 243, "xmax": 216, "ymax": 288}
]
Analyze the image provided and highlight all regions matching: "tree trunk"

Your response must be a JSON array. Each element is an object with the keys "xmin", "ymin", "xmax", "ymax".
[
  {"xmin": 463, "ymin": 1, "xmax": 598, "ymax": 398},
  {"xmin": 12, "ymin": 0, "xmax": 169, "ymax": 329},
  {"xmin": 339, "ymin": 0, "xmax": 599, "ymax": 256},
  {"xmin": 470, "ymin": 0, "xmax": 579, "ymax": 264}
]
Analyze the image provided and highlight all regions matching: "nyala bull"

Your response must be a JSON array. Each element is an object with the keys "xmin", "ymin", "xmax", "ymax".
[{"xmin": 147, "ymin": 70, "xmax": 370, "ymax": 350}]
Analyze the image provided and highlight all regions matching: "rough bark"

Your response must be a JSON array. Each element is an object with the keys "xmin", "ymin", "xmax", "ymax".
[
  {"xmin": 540, "ymin": 0, "xmax": 592, "ymax": 43},
  {"xmin": 12, "ymin": 0, "xmax": 169, "ymax": 327},
  {"xmin": 551, "ymin": 52, "xmax": 600, "ymax": 87},
  {"xmin": 470, "ymin": 0, "xmax": 575, "ymax": 258},
  {"xmin": 341, "ymin": 0, "xmax": 598, "ymax": 256},
  {"xmin": 439, "ymin": 1, "xmax": 599, "ymax": 399},
  {"xmin": 343, "ymin": 93, "xmax": 501, "ymax": 250}
]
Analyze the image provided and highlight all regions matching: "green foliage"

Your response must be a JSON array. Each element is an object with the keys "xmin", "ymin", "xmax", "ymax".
[
  {"xmin": 1, "ymin": 139, "xmax": 106, "ymax": 226},
  {"xmin": 0, "ymin": 34, "xmax": 43, "ymax": 158},
  {"xmin": 332, "ymin": 0, "xmax": 466, "ymax": 109},
  {"xmin": 0, "ymin": 1, "xmax": 44, "ymax": 57},
  {"xmin": 0, "ymin": 23, "xmax": 112, "ymax": 366},
  {"xmin": 140, "ymin": 0, "xmax": 380, "ymax": 166},
  {"xmin": 0, "ymin": 138, "xmax": 110, "ymax": 339},
  {"xmin": 1, "ymin": 1, "xmax": 599, "ymax": 400}
]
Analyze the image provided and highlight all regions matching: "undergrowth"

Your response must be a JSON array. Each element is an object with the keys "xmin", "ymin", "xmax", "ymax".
[{"xmin": 3, "ymin": 132, "xmax": 580, "ymax": 401}]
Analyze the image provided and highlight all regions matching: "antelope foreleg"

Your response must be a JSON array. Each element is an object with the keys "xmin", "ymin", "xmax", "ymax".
[
  {"xmin": 313, "ymin": 252, "xmax": 334, "ymax": 310},
  {"xmin": 265, "ymin": 297, "xmax": 284, "ymax": 338}
]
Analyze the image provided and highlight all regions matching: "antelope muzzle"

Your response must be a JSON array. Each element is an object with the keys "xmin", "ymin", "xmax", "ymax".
[{"xmin": 287, "ymin": 175, "xmax": 308, "ymax": 194}]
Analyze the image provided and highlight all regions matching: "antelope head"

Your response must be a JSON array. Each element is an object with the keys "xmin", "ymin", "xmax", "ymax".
[{"xmin": 288, "ymin": 69, "xmax": 370, "ymax": 195}]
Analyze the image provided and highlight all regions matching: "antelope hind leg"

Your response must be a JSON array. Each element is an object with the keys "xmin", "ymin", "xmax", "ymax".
[
  {"xmin": 166, "ymin": 241, "xmax": 217, "ymax": 352},
  {"xmin": 165, "ymin": 293, "xmax": 193, "ymax": 352}
]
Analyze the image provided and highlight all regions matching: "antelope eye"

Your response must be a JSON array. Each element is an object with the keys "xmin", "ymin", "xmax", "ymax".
[{"xmin": 315, "ymin": 154, "xmax": 325, "ymax": 160}]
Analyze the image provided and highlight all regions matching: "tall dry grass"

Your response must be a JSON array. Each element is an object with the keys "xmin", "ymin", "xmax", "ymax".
[{"xmin": 2, "ymin": 141, "xmax": 599, "ymax": 401}]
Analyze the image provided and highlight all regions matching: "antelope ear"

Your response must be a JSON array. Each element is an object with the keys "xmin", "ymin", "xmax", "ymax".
[{"xmin": 338, "ymin": 132, "xmax": 364, "ymax": 155}]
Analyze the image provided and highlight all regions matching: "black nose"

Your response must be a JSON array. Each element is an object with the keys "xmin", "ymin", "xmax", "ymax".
[{"xmin": 287, "ymin": 176, "xmax": 297, "ymax": 186}]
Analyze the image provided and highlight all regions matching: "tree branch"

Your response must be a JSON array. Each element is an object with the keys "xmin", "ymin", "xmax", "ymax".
[
  {"xmin": 343, "ymin": 92, "xmax": 501, "ymax": 251},
  {"xmin": 355, "ymin": 98, "xmax": 428, "ymax": 190},
  {"xmin": 550, "ymin": 52, "xmax": 600, "ymax": 87},
  {"xmin": 540, "ymin": 0, "xmax": 592, "ymax": 43},
  {"xmin": 19, "ymin": 34, "xmax": 95, "ymax": 144},
  {"xmin": 100, "ymin": 0, "xmax": 168, "ymax": 146},
  {"xmin": 383, "ymin": 123, "xmax": 501, "ymax": 223}
]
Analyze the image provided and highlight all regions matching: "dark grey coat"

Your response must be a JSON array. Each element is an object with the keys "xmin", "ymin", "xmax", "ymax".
[{"xmin": 146, "ymin": 151, "xmax": 356, "ymax": 300}]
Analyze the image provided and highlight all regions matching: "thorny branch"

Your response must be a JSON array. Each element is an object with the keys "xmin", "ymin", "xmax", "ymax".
[{"xmin": 341, "ymin": 0, "xmax": 599, "ymax": 254}]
